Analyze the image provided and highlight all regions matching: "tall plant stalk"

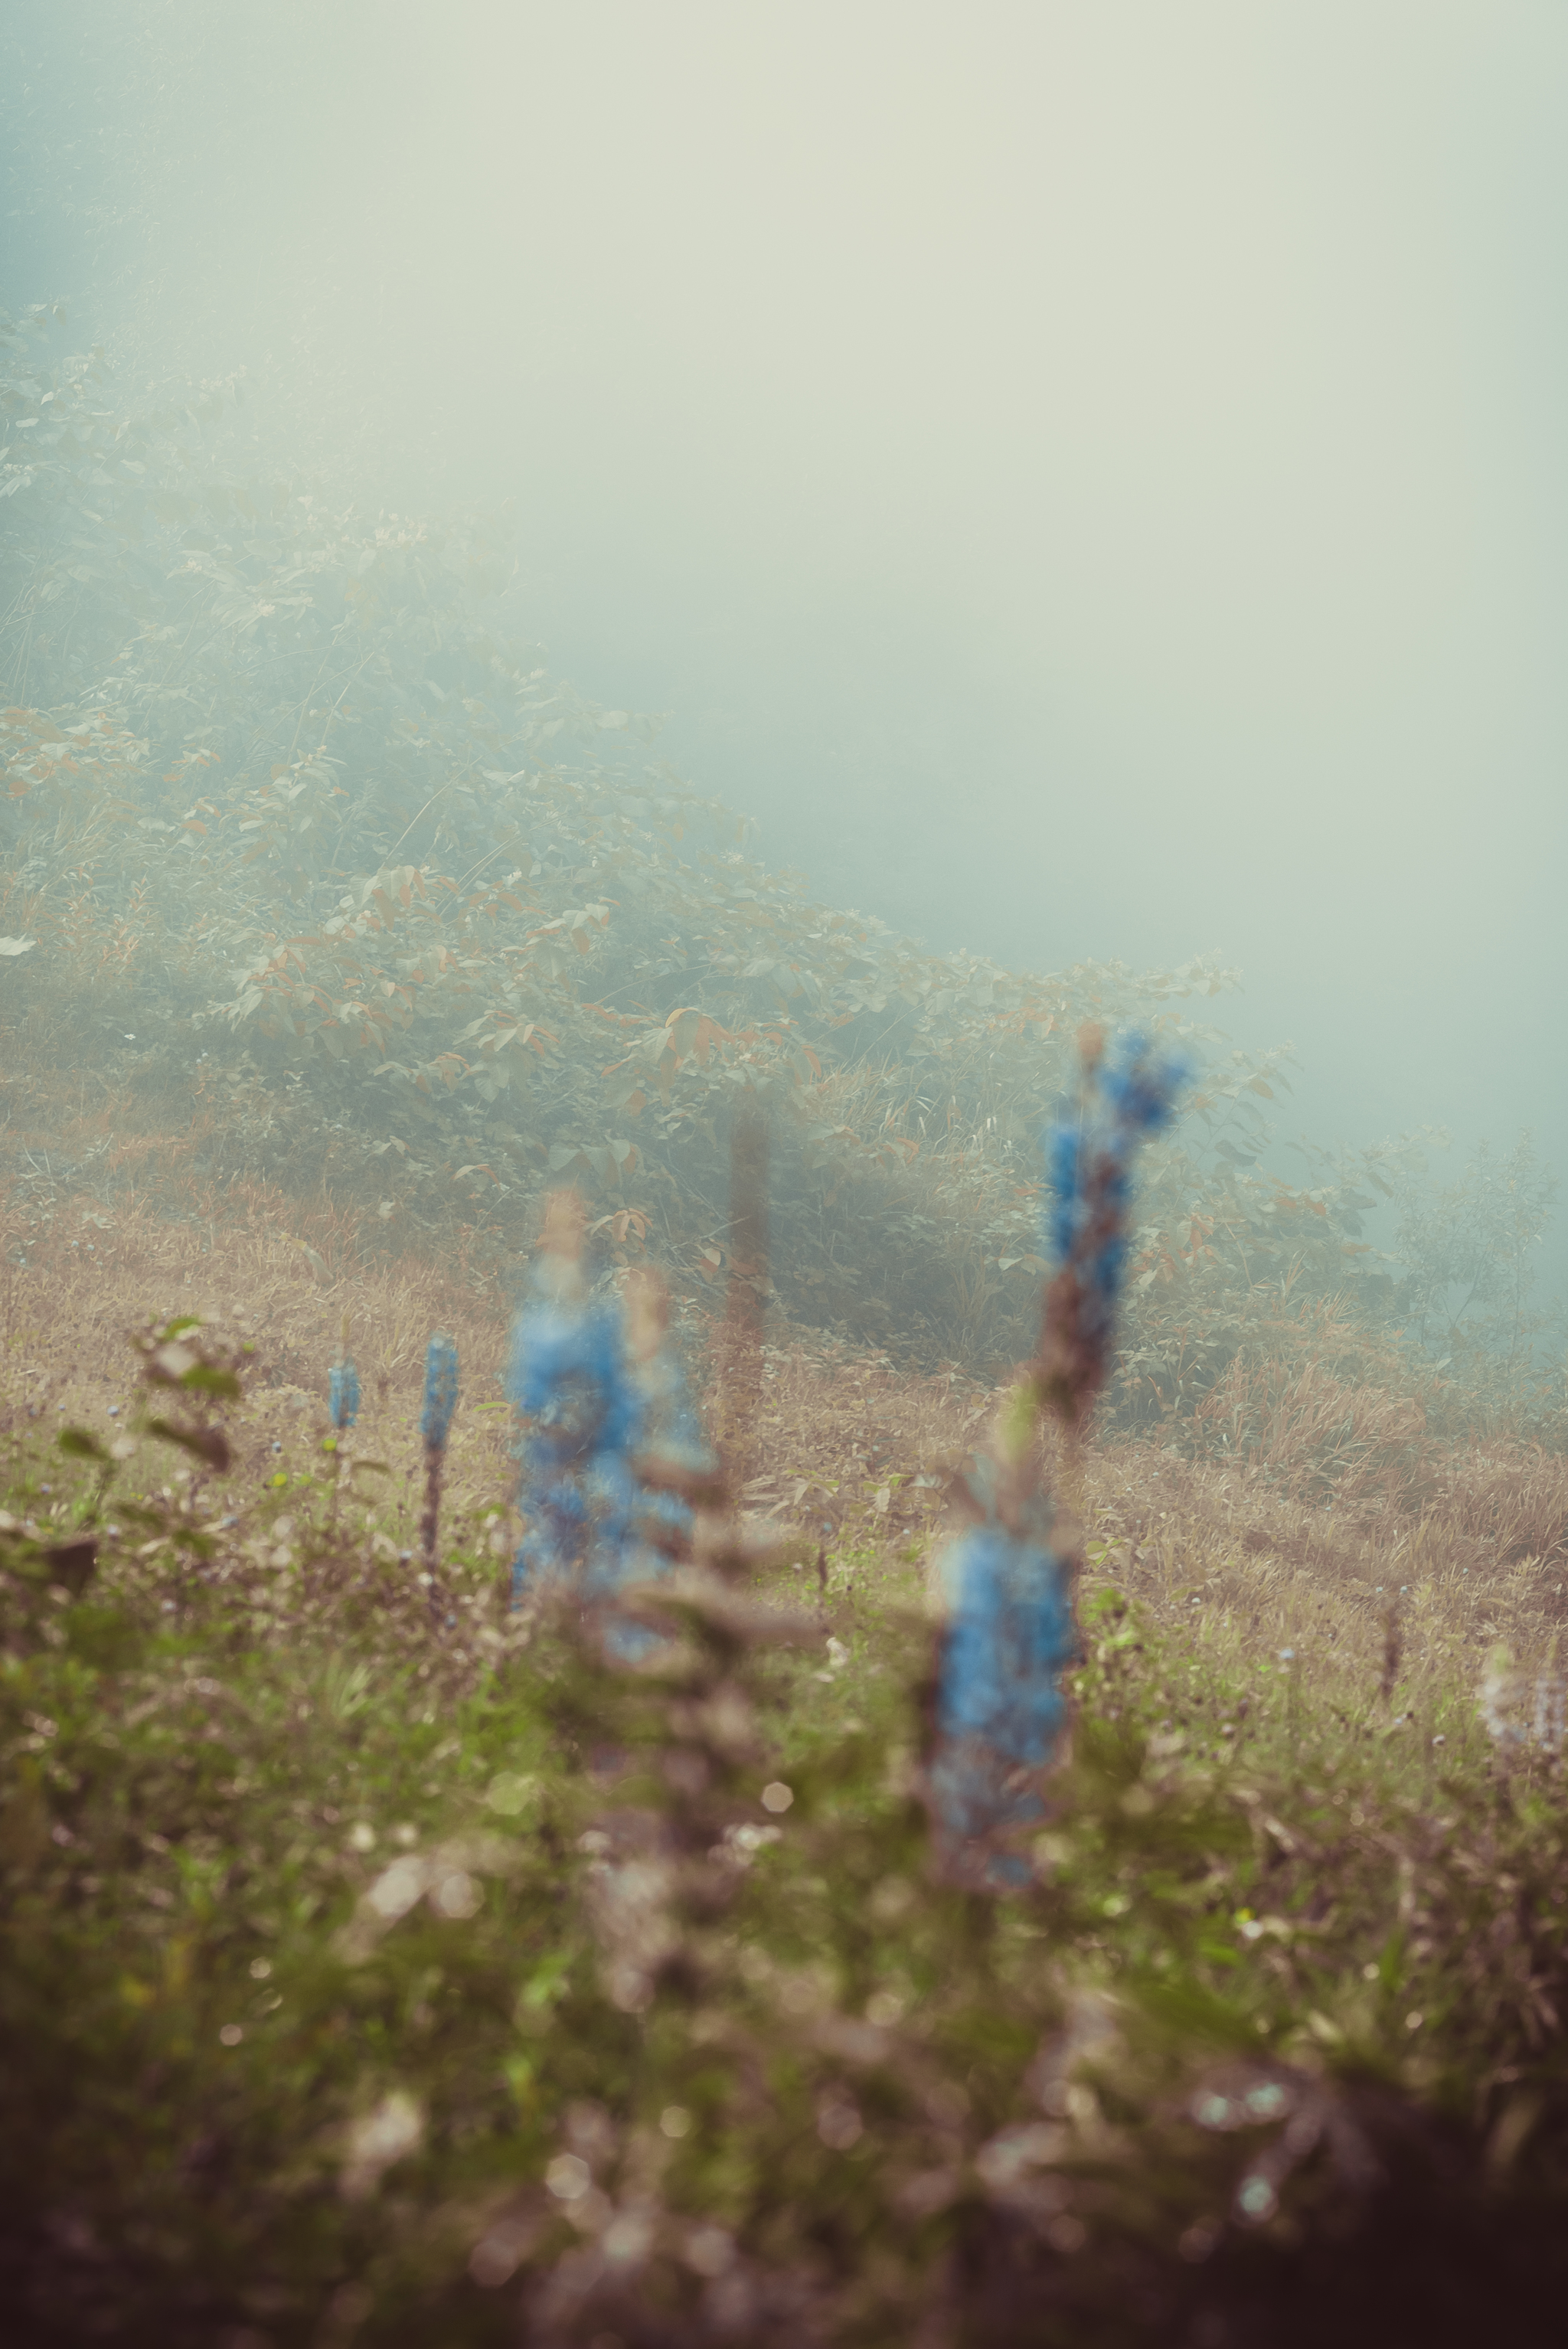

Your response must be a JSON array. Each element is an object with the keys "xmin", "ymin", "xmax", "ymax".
[
  {"xmin": 419, "ymin": 1335, "xmax": 459, "ymax": 1623},
  {"xmin": 928, "ymin": 1024, "xmax": 1187, "ymax": 1885}
]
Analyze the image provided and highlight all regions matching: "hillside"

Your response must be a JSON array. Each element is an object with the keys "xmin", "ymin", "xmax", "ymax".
[
  {"xmin": 5, "ymin": 305, "xmax": 1568, "ymax": 2349},
  {"xmin": 3, "ymin": 300, "xmax": 1472, "ymax": 1423}
]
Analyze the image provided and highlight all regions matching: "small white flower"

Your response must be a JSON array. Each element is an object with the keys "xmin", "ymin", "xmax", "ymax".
[{"xmin": 341, "ymin": 2090, "xmax": 424, "ymax": 2200}]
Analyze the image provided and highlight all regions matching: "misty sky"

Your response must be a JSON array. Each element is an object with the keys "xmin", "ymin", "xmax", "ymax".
[{"xmin": 4, "ymin": 1, "xmax": 1566, "ymax": 1274}]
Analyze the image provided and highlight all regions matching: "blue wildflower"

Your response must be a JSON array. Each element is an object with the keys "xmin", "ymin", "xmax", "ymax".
[
  {"xmin": 328, "ymin": 1357, "xmax": 360, "ymax": 1432},
  {"xmin": 928, "ymin": 1495, "xmax": 1079, "ymax": 1887},
  {"xmin": 508, "ymin": 1198, "xmax": 715, "ymax": 1655},
  {"xmin": 508, "ymin": 1292, "xmax": 645, "ymax": 1597},
  {"xmin": 1036, "ymin": 1026, "xmax": 1188, "ymax": 1429},
  {"xmin": 937, "ymin": 1523, "xmax": 1077, "ymax": 1763},
  {"xmin": 928, "ymin": 1024, "xmax": 1186, "ymax": 1883}
]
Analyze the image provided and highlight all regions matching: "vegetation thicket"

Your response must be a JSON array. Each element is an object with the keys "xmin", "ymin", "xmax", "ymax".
[
  {"xmin": 11, "ymin": 300, "xmax": 1561, "ymax": 1438},
  {"xmin": 4, "ymin": 309, "xmax": 1568, "ymax": 2347}
]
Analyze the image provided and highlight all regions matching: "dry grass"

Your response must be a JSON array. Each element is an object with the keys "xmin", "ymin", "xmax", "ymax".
[
  {"xmin": 0, "ymin": 1180, "xmax": 522, "ymax": 1554},
  {"xmin": 1193, "ymin": 1344, "xmax": 1435, "ymax": 1513},
  {"xmin": 5, "ymin": 1165, "xmax": 1566, "ymax": 1756},
  {"xmin": 1076, "ymin": 1446, "xmax": 1566, "ymax": 1745},
  {"xmin": 734, "ymin": 1322, "xmax": 1568, "ymax": 1746}
]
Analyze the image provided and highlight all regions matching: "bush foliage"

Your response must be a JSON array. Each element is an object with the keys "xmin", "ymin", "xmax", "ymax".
[{"xmin": 8, "ymin": 301, "xmax": 1537, "ymax": 1441}]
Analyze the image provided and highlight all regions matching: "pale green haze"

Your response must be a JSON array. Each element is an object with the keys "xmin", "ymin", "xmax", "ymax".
[{"xmin": 4, "ymin": 0, "xmax": 1565, "ymax": 1286}]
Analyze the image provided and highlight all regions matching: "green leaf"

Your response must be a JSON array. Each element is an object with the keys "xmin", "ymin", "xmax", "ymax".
[
  {"xmin": 143, "ymin": 1417, "xmax": 231, "ymax": 1473},
  {"xmin": 57, "ymin": 1426, "xmax": 109, "ymax": 1462}
]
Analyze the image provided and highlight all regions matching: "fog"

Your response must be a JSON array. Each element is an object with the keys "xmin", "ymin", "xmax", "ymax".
[{"xmin": 5, "ymin": 0, "xmax": 1566, "ymax": 1282}]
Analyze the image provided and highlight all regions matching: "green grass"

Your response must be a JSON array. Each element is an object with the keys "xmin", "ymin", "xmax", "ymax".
[{"xmin": 4, "ymin": 1385, "xmax": 1568, "ymax": 2349}]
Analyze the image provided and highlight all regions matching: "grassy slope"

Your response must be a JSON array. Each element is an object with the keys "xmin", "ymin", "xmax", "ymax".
[{"xmin": 3, "ymin": 1191, "xmax": 1568, "ymax": 2347}]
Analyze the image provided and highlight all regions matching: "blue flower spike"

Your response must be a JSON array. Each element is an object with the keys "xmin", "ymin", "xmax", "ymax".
[
  {"xmin": 928, "ymin": 1024, "xmax": 1187, "ymax": 1887},
  {"xmin": 507, "ymin": 1189, "xmax": 638, "ymax": 1602},
  {"xmin": 929, "ymin": 1507, "xmax": 1080, "ymax": 1887},
  {"xmin": 328, "ymin": 1357, "xmax": 360, "ymax": 1433},
  {"xmin": 1036, "ymin": 1024, "xmax": 1188, "ymax": 1433},
  {"xmin": 507, "ymin": 1191, "xmax": 714, "ymax": 1658}
]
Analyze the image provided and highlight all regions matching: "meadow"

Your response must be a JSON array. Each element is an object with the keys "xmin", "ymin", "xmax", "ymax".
[
  {"xmin": 5, "ymin": 303, "xmax": 1568, "ymax": 2346},
  {"xmin": 3, "ymin": 1158, "xmax": 1567, "ymax": 2348}
]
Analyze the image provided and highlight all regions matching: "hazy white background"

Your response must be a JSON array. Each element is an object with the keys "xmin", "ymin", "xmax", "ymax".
[{"xmin": 5, "ymin": 1, "xmax": 1565, "ymax": 1273}]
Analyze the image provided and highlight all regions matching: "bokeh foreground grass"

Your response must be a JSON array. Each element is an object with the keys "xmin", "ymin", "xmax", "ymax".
[{"xmin": 3, "ymin": 1206, "xmax": 1568, "ymax": 2348}]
